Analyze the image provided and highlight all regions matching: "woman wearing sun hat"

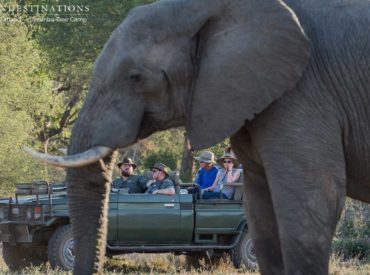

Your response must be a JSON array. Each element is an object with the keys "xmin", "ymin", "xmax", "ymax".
[{"xmin": 202, "ymin": 152, "xmax": 241, "ymax": 199}]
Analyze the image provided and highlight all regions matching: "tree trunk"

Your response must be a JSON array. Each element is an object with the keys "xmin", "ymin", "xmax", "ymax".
[{"xmin": 180, "ymin": 133, "xmax": 194, "ymax": 182}]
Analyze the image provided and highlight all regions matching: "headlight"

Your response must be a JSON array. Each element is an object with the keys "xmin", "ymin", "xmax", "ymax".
[
  {"xmin": 12, "ymin": 207, "xmax": 19, "ymax": 216},
  {"xmin": 34, "ymin": 206, "xmax": 42, "ymax": 220}
]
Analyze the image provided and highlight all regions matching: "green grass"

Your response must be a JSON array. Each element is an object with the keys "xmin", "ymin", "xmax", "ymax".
[{"xmin": 0, "ymin": 252, "xmax": 368, "ymax": 274}]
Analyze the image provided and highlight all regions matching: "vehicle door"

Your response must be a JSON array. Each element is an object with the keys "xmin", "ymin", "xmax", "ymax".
[
  {"xmin": 107, "ymin": 191, "xmax": 119, "ymax": 242},
  {"xmin": 115, "ymin": 193, "xmax": 184, "ymax": 244}
]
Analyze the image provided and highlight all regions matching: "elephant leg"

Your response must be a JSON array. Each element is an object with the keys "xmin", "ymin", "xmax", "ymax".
[
  {"xmin": 253, "ymin": 125, "xmax": 346, "ymax": 275},
  {"xmin": 67, "ymin": 161, "xmax": 112, "ymax": 275},
  {"xmin": 232, "ymin": 129, "xmax": 284, "ymax": 275}
]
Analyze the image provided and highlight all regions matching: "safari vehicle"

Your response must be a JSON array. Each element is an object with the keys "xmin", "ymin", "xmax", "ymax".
[{"xmin": 0, "ymin": 176, "xmax": 257, "ymax": 271}]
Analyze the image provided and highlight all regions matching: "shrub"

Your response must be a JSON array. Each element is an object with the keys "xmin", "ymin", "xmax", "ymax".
[
  {"xmin": 143, "ymin": 150, "xmax": 179, "ymax": 171},
  {"xmin": 332, "ymin": 239, "xmax": 370, "ymax": 261}
]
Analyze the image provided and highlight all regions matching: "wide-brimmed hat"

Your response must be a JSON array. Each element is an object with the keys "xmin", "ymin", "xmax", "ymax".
[
  {"xmin": 117, "ymin": 157, "xmax": 137, "ymax": 169},
  {"xmin": 194, "ymin": 151, "xmax": 216, "ymax": 164},
  {"xmin": 151, "ymin": 162, "xmax": 170, "ymax": 176},
  {"xmin": 217, "ymin": 153, "xmax": 239, "ymax": 166}
]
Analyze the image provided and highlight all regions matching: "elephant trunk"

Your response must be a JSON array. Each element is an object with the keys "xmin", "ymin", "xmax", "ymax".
[
  {"xmin": 64, "ymin": 94, "xmax": 141, "ymax": 273},
  {"xmin": 66, "ymin": 116, "xmax": 119, "ymax": 274},
  {"xmin": 66, "ymin": 151, "xmax": 117, "ymax": 274}
]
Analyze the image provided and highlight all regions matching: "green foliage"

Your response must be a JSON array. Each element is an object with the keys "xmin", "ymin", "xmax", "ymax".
[
  {"xmin": 336, "ymin": 199, "xmax": 370, "ymax": 239},
  {"xmin": 332, "ymin": 239, "xmax": 370, "ymax": 261},
  {"xmin": 143, "ymin": 129, "xmax": 184, "ymax": 170},
  {"xmin": 28, "ymin": 0, "xmax": 155, "ymax": 151},
  {"xmin": 334, "ymin": 199, "xmax": 370, "ymax": 262},
  {"xmin": 0, "ymin": 9, "xmax": 65, "ymax": 194},
  {"xmin": 118, "ymin": 129, "xmax": 184, "ymax": 176},
  {"xmin": 36, "ymin": 0, "xmax": 155, "ymax": 64},
  {"xmin": 143, "ymin": 150, "xmax": 179, "ymax": 172}
]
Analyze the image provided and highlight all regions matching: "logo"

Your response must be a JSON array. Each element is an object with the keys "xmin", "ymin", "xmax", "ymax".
[
  {"xmin": 0, "ymin": 4, "xmax": 90, "ymax": 14},
  {"xmin": 0, "ymin": 4, "xmax": 90, "ymax": 24}
]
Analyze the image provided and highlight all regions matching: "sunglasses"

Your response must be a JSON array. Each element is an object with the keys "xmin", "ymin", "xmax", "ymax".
[
  {"xmin": 223, "ymin": 160, "xmax": 233, "ymax": 164},
  {"xmin": 152, "ymin": 169, "xmax": 160, "ymax": 173}
]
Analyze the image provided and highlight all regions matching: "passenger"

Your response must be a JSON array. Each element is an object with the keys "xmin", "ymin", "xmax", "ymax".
[
  {"xmin": 112, "ymin": 157, "xmax": 149, "ymax": 193},
  {"xmin": 145, "ymin": 163, "xmax": 175, "ymax": 195},
  {"xmin": 224, "ymin": 144, "xmax": 243, "ymax": 169},
  {"xmin": 194, "ymin": 151, "xmax": 218, "ymax": 190},
  {"xmin": 202, "ymin": 153, "xmax": 241, "ymax": 200}
]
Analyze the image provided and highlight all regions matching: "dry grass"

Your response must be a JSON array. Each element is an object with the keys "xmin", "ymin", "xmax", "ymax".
[{"xmin": 0, "ymin": 252, "xmax": 368, "ymax": 275}]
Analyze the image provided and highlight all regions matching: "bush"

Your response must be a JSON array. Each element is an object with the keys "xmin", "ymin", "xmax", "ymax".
[
  {"xmin": 332, "ymin": 239, "xmax": 370, "ymax": 261},
  {"xmin": 143, "ymin": 150, "xmax": 179, "ymax": 171},
  {"xmin": 336, "ymin": 199, "xmax": 370, "ymax": 240},
  {"xmin": 334, "ymin": 199, "xmax": 370, "ymax": 262}
]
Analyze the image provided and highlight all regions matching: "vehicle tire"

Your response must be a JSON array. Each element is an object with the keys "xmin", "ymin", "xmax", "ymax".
[
  {"xmin": 2, "ymin": 243, "xmax": 47, "ymax": 271},
  {"xmin": 231, "ymin": 229, "xmax": 258, "ymax": 270},
  {"xmin": 47, "ymin": 224, "xmax": 74, "ymax": 270}
]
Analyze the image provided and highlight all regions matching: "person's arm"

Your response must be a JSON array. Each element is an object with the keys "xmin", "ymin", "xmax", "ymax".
[
  {"xmin": 204, "ymin": 171, "xmax": 221, "ymax": 192},
  {"xmin": 194, "ymin": 168, "xmax": 202, "ymax": 184},
  {"xmin": 138, "ymin": 175, "xmax": 150, "ymax": 192},
  {"xmin": 112, "ymin": 178, "xmax": 121, "ymax": 189},
  {"xmin": 153, "ymin": 187, "xmax": 175, "ymax": 195},
  {"xmin": 152, "ymin": 179, "xmax": 175, "ymax": 195},
  {"xmin": 224, "ymin": 169, "xmax": 241, "ymax": 185}
]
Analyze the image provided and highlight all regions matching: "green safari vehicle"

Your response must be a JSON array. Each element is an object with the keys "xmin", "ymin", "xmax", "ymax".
[{"xmin": 0, "ymin": 176, "xmax": 257, "ymax": 271}]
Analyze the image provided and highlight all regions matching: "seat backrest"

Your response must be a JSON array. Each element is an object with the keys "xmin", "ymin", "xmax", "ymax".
[
  {"xmin": 143, "ymin": 170, "xmax": 153, "ymax": 179},
  {"xmin": 233, "ymin": 171, "xmax": 244, "ymax": 200},
  {"xmin": 168, "ymin": 171, "xmax": 180, "ymax": 193}
]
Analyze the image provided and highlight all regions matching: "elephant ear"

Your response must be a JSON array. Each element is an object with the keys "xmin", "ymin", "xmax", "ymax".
[{"xmin": 186, "ymin": 0, "xmax": 310, "ymax": 149}]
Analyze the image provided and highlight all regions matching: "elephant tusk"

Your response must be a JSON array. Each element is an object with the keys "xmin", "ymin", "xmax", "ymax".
[{"xmin": 23, "ymin": 146, "xmax": 113, "ymax": 168}]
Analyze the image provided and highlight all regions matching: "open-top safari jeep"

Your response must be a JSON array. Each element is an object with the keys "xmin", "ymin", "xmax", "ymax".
[{"xmin": 0, "ymin": 174, "xmax": 256, "ymax": 271}]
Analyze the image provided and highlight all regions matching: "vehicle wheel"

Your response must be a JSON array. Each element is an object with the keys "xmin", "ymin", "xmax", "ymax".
[
  {"xmin": 2, "ymin": 243, "xmax": 47, "ymax": 271},
  {"xmin": 48, "ymin": 224, "xmax": 74, "ymax": 270},
  {"xmin": 231, "ymin": 230, "xmax": 258, "ymax": 270}
]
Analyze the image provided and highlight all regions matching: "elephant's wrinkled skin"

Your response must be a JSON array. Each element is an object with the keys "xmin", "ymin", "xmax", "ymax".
[{"xmin": 62, "ymin": 0, "xmax": 370, "ymax": 274}]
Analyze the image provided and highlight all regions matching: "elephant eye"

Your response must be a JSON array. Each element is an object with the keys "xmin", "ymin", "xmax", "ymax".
[{"xmin": 128, "ymin": 71, "xmax": 142, "ymax": 83}]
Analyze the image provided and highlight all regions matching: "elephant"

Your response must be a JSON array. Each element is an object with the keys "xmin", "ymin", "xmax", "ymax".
[{"xmin": 26, "ymin": 0, "xmax": 370, "ymax": 274}]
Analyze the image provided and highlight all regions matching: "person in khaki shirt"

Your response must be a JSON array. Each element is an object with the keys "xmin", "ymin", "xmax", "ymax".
[
  {"xmin": 112, "ymin": 158, "xmax": 149, "ymax": 193},
  {"xmin": 145, "ymin": 163, "xmax": 175, "ymax": 195}
]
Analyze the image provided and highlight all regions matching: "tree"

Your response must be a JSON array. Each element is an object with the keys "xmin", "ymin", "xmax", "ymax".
[
  {"xmin": 0, "ymin": 9, "xmax": 63, "ymax": 193},
  {"xmin": 12, "ymin": 0, "xmax": 156, "ymax": 153},
  {"xmin": 179, "ymin": 133, "xmax": 194, "ymax": 182}
]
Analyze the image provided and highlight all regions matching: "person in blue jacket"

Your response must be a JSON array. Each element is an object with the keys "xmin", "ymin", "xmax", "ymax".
[{"xmin": 194, "ymin": 151, "xmax": 218, "ymax": 190}]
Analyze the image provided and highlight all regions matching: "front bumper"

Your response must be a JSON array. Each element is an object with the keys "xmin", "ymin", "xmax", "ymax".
[
  {"xmin": 0, "ymin": 222, "xmax": 33, "ymax": 243},
  {"xmin": 0, "ymin": 220, "xmax": 51, "ymax": 243}
]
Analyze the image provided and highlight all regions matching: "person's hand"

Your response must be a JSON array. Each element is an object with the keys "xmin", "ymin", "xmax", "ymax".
[{"xmin": 146, "ymin": 180, "xmax": 155, "ymax": 187}]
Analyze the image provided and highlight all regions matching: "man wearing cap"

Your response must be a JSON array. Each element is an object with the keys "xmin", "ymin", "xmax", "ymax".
[
  {"xmin": 145, "ymin": 163, "xmax": 175, "ymax": 195},
  {"xmin": 112, "ymin": 157, "xmax": 149, "ymax": 193},
  {"xmin": 194, "ymin": 151, "xmax": 218, "ymax": 190}
]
